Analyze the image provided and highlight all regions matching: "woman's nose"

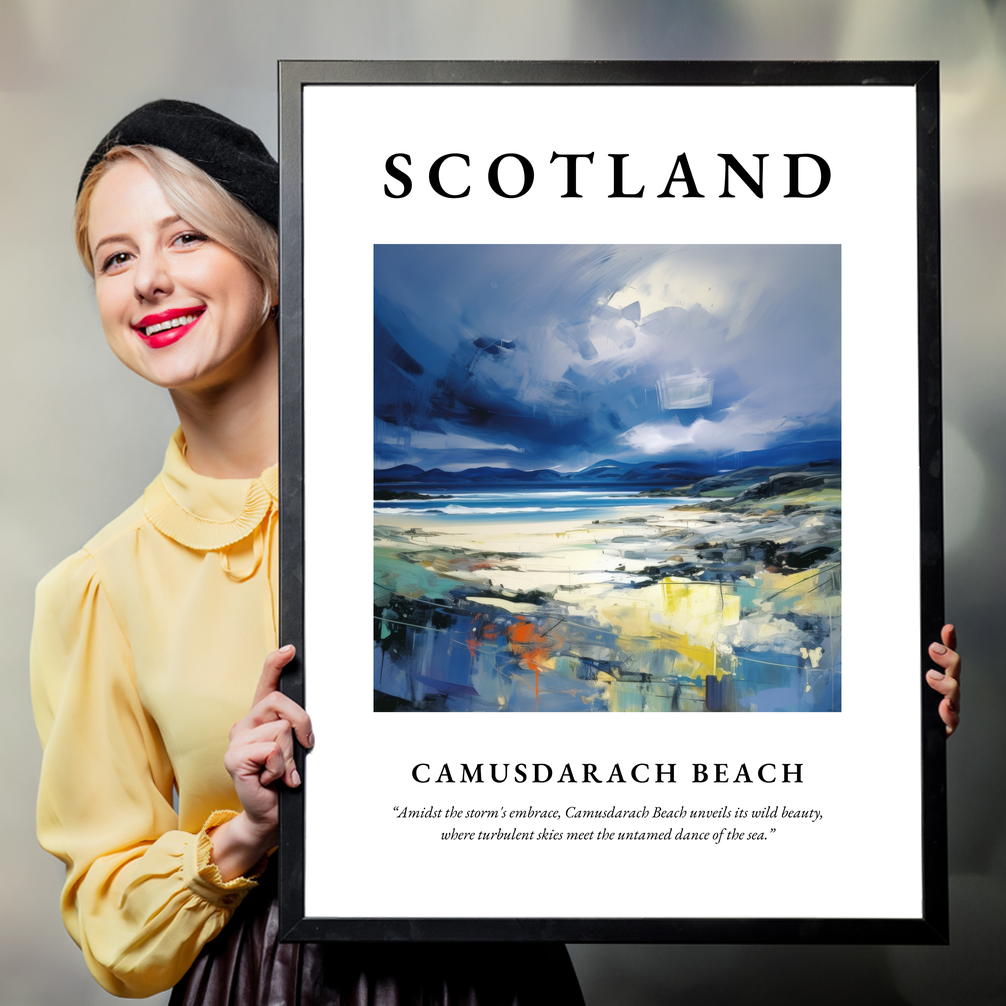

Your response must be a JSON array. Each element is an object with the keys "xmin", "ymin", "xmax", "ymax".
[{"xmin": 133, "ymin": 249, "xmax": 173, "ymax": 302}]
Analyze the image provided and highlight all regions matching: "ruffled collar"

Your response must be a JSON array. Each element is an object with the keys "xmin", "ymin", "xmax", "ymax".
[{"xmin": 143, "ymin": 428, "xmax": 278, "ymax": 551}]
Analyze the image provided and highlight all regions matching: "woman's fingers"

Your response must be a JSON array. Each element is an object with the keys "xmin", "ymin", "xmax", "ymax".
[
  {"xmin": 240, "ymin": 644, "xmax": 314, "ymax": 749},
  {"xmin": 259, "ymin": 742, "xmax": 289, "ymax": 787},
  {"xmin": 924, "ymin": 677, "xmax": 960, "ymax": 736},
  {"xmin": 928, "ymin": 637, "xmax": 961, "ymax": 685},
  {"xmin": 252, "ymin": 644, "xmax": 296, "ymax": 707},
  {"xmin": 224, "ymin": 738, "xmax": 287, "ymax": 788},
  {"xmin": 929, "ymin": 642, "xmax": 960, "ymax": 676},
  {"xmin": 232, "ymin": 689, "xmax": 314, "ymax": 750},
  {"xmin": 254, "ymin": 691, "xmax": 314, "ymax": 749},
  {"xmin": 941, "ymin": 623, "xmax": 958, "ymax": 653},
  {"xmin": 230, "ymin": 719, "xmax": 302, "ymax": 788},
  {"xmin": 925, "ymin": 667, "xmax": 959, "ymax": 705},
  {"xmin": 940, "ymin": 698, "xmax": 960, "ymax": 736},
  {"xmin": 927, "ymin": 624, "xmax": 961, "ymax": 737}
]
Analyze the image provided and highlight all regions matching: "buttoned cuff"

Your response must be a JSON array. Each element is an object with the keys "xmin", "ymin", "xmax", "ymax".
[{"xmin": 182, "ymin": 810, "xmax": 269, "ymax": 909}]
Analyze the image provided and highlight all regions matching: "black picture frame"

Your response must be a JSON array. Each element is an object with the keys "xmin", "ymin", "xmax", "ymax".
[{"xmin": 277, "ymin": 60, "xmax": 945, "ymax": 944}]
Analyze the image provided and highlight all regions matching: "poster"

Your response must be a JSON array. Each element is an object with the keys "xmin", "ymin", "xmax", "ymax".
[{"xmin": 278, "ymin": 62, "xmax": 945, "ymax": 942}]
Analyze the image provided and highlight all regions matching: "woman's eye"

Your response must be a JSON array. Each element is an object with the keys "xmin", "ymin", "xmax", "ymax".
[
  {"xmin": 173, "ymin": 231, "xmax": 208, "ymax": 248},
  {"xmin": 101, "ymin": 251, "xmax": 132, "ymax": 273}
]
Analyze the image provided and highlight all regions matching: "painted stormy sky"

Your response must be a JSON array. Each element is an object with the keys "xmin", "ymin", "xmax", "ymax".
[{"xmin": 374, "ymin": 245, "xmax": 840, "ymax": 472}]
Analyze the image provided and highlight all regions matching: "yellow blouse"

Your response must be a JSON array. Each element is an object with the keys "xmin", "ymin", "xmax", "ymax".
[{"xmin": 31, "ymin": 428, "xmax": 279, "ymax": 998}]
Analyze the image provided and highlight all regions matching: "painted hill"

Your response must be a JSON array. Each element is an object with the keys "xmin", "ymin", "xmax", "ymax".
[{"xmin": 374, "ymin": 441, "xmax": 840, "ymax": 489}]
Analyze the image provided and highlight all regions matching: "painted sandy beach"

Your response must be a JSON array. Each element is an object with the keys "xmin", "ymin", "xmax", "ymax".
[{"xmin": 374, "ymin": 469, "xmax": 841, "ymax": 711}]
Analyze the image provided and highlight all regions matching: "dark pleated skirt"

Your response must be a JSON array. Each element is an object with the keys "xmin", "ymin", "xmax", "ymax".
[{"xmin": 169, "ymin": 869, "xmax": 585, "ymax": 1006}]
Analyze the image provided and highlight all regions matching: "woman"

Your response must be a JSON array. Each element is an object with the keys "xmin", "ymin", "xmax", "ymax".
[{"xmin": 31, "ymin": 100, "xmax": 586, "ymax": 1003}]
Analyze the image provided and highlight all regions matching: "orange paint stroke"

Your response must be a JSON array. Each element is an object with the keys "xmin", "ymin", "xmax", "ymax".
[
  {"xmin": 464, "ymin": 614, "xmax": 505, "ymax": 660},
  {"xmin": 508, "ymin": 618, "xmax": 554, "ymax": 697},
  {"xmin": 465, "ymin": 613, "xmax": 487, "ymax": 660}
]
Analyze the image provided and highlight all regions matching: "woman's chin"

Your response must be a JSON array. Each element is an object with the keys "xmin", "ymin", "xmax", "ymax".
[{"xmin": 123, "ymin": 353, "xmax": 219, "ymax": 392}]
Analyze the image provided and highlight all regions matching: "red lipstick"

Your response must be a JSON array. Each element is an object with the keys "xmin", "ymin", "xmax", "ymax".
[{"xmin": 132, "ymin": 306, "xmax": 206, "ymax": 349}]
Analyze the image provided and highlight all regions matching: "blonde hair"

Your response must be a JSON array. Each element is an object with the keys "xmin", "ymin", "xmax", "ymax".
[{"xmin": 75, "ymin": 145, "xmax": 278, "ymax": 322}]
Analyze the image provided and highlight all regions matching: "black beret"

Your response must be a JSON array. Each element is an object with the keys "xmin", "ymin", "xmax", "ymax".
[{"xmin": 78, "ymin": 99, "xmax": 278, "ymax": 228}]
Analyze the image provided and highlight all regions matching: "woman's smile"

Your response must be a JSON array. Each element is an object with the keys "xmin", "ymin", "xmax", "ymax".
[{"xmin": 133, "ymin": 306, "xmax": 207, "ymax": 348}]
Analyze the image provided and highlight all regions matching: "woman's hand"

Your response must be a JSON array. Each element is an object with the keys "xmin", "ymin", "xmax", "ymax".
[
  {"xmin": 926, "ymin": 624, "xmax": 961, "ymax": 738},
  {"xmin": 209, "ymin": 645, "xmax": 314, "ymax": 881}
]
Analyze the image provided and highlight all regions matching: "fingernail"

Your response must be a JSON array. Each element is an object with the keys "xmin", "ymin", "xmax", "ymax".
[
  {"xmin": 280, "ymin": 644, "xmax": 295, "ymax": 654},
  {"xmin": 931, "ymin": 643, "xmax": 947, "ymax": 655},
  {"xmin": 292, "ymin": 768, "xmax": 301, "ymax": 787},
  {"xmin": 307, "ymin": 732, "xmax": 315, "ymax": 748},
  {"xmin": 927, "ymin": 669, "xmax": 944, "ymax": 679}
]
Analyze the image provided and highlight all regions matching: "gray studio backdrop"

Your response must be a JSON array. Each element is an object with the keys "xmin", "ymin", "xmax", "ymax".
[{"xmin": 1, "ymin": 2, "xmax": 1003, "ymax": 1004}]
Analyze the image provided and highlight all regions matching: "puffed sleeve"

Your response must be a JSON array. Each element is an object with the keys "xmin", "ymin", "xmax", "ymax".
[{"xmin": 31, "ymin": 549, "xmax": 261, "ymax": 998}]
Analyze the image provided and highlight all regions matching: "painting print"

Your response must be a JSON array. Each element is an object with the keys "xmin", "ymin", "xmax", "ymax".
[{"xmin": 373, "ymin": 244, "xmax": 840, "ymax": 713}]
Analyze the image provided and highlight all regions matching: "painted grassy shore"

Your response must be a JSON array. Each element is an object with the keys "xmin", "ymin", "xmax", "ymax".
[{"xmin": 373, "ymin": 469, "xmax": 841, "ymax": 712}]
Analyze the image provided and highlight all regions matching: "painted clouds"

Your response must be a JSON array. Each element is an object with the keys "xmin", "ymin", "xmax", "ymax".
[{"xmin": 374, "ymin": 244, "xmax": 840, "ymax": 472}]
